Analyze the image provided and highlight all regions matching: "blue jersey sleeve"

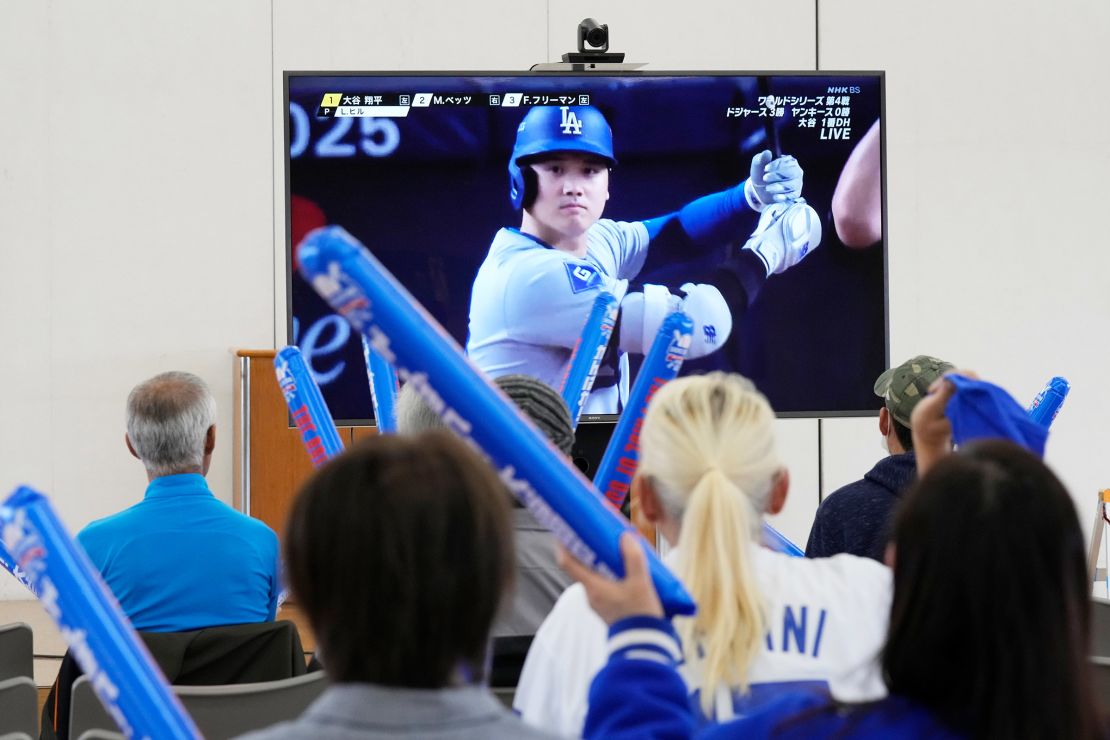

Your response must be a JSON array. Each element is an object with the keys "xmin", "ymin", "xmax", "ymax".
[
  {"xmin": 643, "ymin": 183, "xmax": 756, "ymax": 246},
  {"xmin": 584, "ymin": 616, "xmax": 698, "ymax": 740}
]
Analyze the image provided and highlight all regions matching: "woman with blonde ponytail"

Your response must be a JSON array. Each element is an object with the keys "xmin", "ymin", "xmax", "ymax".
[{"xmin": 514, "ymin": 374, "xmax": 892, "ymax": 737}]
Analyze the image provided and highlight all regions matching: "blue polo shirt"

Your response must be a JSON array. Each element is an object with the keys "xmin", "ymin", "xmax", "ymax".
[{"xmin": 78, "ymin": 473, "xmax": 280, "ymax": 632}]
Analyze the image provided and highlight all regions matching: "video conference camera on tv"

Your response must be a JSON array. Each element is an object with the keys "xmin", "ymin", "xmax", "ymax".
[{"xmin": 561, "ymin": 18, "xmax": 625, "ymax": 64}]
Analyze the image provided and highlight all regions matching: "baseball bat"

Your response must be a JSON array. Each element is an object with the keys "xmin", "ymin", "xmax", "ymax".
[
  {"xmin": 274, "ymin": 346, "xmax": 345, "ymax": 467},
  {"xmin": 593, "ymin": 312, "xmax": 693, "ymax": 509},
  {"xmin": 1027, "ymin": 376, "xmax": 1070, "ymax": 429},
  {"xmin": 0, "ymin": 486, "xmax": 199, "ymax": 739},
  {"xmin": 757, "ymin": 76, "xmax": 781, "ymax": 157},
  {"xmin": 298, "ymin": 226, "xmax": 695, "ymax": 617},
  {"xmin": 559, "ymin": 290, "xmax": 620, "ymax": 428},
  {"xmin": 362, "ymin": 335, "xmax": 399, "ymax": 433}
]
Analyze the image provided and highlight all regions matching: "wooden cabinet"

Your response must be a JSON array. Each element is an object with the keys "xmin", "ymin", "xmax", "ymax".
[{"xmin": 233, "ymin": 350, "xmax": 375, "ymax": 537}]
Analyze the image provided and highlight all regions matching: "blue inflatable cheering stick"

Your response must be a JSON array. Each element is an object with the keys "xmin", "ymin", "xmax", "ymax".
[
  {"xmin": 1026, "ymin": 376, "xmax": 1070, "ymax": 429},
  {"xmin": 0, "ymin": 541, "xmax": 36, "ymax": 595},
  {"xmin": 274, "ymin": 346, "xmax": 345, "ymax": 467},
  {"xmin": 594, "ymin": 312, "xmax": 693, "ymax": 509},
  {"xmin": 297, "ymin": 226, "xmax": 695, "ymax": 617},
  {"xmin": 762, "ymin": 522, "xmax": 804, "ymax": 557},
  {"xmin": 0, "ymin": 487, "xmax": 199, "ymax": 739},
  {"xmin": 362, "ymin": 335, "xmax": 399, "ymax": 433},
  {"xmin": 559, "ymin": 290, "xmax": 620, "ymax": 428}
]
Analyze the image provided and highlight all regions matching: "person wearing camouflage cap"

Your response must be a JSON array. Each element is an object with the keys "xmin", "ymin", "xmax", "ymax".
[{"xmin": 805, "ymin": 355, "xmax": 954, "ymax": 562}]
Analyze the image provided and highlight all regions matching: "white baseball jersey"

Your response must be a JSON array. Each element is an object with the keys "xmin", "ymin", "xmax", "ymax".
[
  {"xmin": 513, "ymin": 545, "xmax": 892, "ymax": 738},
  {"xmin": 467, "ymin": 220, "xmax": 650, "ymax": 414}
]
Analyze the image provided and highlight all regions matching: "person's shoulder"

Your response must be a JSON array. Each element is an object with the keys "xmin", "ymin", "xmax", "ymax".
[
  {"xmin": 589, "ymin": 218, "xmax": 645, "ymax": 235},
  {"xmin": 527, "ymin": 582, "xmax": 607, "ymax": 668},
  {"xmin": 195, "ymin": 497, "xmax": 279, "ymax": 553},
  {"xmin": 587, "ymin": 218, "xmax": 648, "ymax": 247},
  {"xmin": 821, "ymin": 474, "xmax": 883, "ymax": 508},
  {"xmin": 708, "ymin": 691, "xmax": 832, "ymax": 739},
  {"xmin": 818, "ymin": 473, "xmax": 897, "ymax": 527},
  {"xmin": 542, "ymin": 582, "xmax": 597, "ymax": 630},
  {"xmin": 759, "ymin": 547, "xmax": 892, "ymax": 598},
  {"xmin": 490, "ymin": 228, "xmax": 550, "ymax": 257},
  {"xmin": 225, "ymin": 507, "xmax": 280, "ymax": 546},
  {"xmin": 78, "ymin": 502, "xmax": 144, "ymax": 543},
  {"xmin": 486, "ymin": 712, "xmax": 564, "ymax": 739},
  {"xmin": 233, "ymin": 722, "xmax": 298, "ymax": 740},
  {"xmin": 863, "ymin": 451, "xmax": 918, "ymax": 492}
]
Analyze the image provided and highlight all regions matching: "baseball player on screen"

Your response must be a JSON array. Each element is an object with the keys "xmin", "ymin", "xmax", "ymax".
[{"xmin": 467, "ymin": 104, "xmax": 821, "ymax": 414}]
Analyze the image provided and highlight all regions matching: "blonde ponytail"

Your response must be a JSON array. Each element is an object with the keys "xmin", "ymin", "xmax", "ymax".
[
  {"xmin": 675, "ymin": 469, "xmax": 765, "ymax": 712},
  {"xmin": 638, "ymin": 372, "xmax": 782, "ymax": 715}
]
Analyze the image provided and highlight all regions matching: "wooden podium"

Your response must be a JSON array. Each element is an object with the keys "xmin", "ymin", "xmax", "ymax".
[{"xmin": 233, "ymin": 350, "xmax": 376, "ymax": 537}]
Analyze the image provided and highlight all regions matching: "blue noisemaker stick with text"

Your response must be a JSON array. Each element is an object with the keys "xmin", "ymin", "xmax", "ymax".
[
  {"xmin": 1026, "ymin": 376, "xmax": 1070, "ymax": 429},
  {"xmin": 593, "ymin": 312, "xmax": 693, "ymax": 509},
  {"xmin": 298, "ymin": 226, "xmax": 695, "ymax": 617},
  {"xmin": 274, "ymin": 346, "xmax": 346, "ymax": 467},
  {"xmin": 591, "ymin": 314, "xmax": 806, "ymax": 558},
  {"xmin": 763, "ymin": 522, "xmax": 804, "ymax": 557},
  {"xmin": 0, "ymin": 541, "xmax": 36, "ymax": 595},
  {"xmin": 0, "ymin": 487, "xmax": 200, "ymax": 739},
  {"xmin": 559, "ymin": 291, "xmax": 619, "ymax": 429},
  {"xmin": 362, "ymin": 335, "xmax": 399, "ymax": 433}
]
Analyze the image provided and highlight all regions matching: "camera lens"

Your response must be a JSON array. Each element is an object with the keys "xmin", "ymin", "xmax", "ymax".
[{"xmin": 585, "ymin": 27, "xmax": 607, "ymax": 47}]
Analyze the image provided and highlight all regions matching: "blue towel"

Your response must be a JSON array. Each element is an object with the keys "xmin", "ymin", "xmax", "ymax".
[{"xmin": 945, "ymin": 375, "xmax": 1049, "ymax": 457}]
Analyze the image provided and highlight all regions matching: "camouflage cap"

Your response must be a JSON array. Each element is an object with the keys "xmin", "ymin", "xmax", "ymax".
[{"xmin": 873, "ymin": 355, "xmax": 955, "ymax": 427}]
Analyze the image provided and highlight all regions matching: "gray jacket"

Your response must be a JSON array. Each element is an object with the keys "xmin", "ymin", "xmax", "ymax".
[
  {"xmin": 492, "ymin": 508, "xmax": 574, "ymax": 638},
  {"xmin": 237, "ymin": 683, "xmax": 559, "ymax": 739}
]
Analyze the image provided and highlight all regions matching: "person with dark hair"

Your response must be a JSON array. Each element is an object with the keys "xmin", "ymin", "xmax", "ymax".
[
  {"xmin": 241, "ymin": 431, "xmax": 557, "ymax": 739},
  {"xmin": 569, "ymin": 373, "xmax": 1105, "ymax": 740},
  {"xmin": 805, "ymin": 355, "xmax": 953, "ymax": 561}
]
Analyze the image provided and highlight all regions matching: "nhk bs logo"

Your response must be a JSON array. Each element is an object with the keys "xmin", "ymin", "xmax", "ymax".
[{"xmin": 559, "ymin": 106, "xmax": 583, "ymax": 135}]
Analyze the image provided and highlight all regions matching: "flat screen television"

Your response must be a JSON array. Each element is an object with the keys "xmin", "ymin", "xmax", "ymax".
[{"xmin": 285, "ymin": 71, "xmax": 887, "ymax": 425}]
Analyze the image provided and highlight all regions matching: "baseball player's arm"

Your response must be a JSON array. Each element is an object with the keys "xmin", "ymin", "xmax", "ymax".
[
  {"xmin": 641, "ymin": 150, "xmax": 805, "ymax": 249},
  {"xmin": 500, "ymin": 255, "xmax": 739, "ymax": 361},
  {"xmin": 618, "ymin": 282, "xmax": 734, "ymax": 360},
  {"xmin": 831, "ymin": 119, "xmax": 882, "ymax": 248}
]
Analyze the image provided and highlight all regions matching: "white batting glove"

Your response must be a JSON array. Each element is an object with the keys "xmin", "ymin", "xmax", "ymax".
[{"xmin": 744, "ymin": 150, "xmax": 804, "ymax": 211}]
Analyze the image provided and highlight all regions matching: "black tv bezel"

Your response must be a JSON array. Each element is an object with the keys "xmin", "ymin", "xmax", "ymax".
[{"xmin": 282, "ymin": 69, "xmax": 888, "ymax": 426}]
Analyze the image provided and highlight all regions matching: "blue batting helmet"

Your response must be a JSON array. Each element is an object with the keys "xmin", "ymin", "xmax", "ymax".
[{"xmin": 508, "ymin": 105, "xmax": 617, "ymax": 210}]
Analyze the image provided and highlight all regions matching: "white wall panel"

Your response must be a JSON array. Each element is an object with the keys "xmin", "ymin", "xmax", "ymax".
[
  {"xmin": 820, "ymin": 416, "xmax": 884, "ymax": 500},
  {"xmin": 0, "ymin": 0, "xmax": 274, "ymax": 594},
  {"xmin": 271, "ymin": 0, "xmax": 550, "ymax": 347},
  {"xmin": 820, "ymin": 0, "xmax": 1110, "ymax": 521},
  {"xmin": 546, "ymin": 1, "xmax": 816, "ymax": 69},
  {"xmin": 766, "ymin": 419, "xmax": 820, "ymax": 549}
]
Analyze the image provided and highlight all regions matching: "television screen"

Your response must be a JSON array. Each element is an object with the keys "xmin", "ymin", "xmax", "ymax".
[{"xmin": 285, "ymin": 71, "xmax": 886, "ymax": 424}]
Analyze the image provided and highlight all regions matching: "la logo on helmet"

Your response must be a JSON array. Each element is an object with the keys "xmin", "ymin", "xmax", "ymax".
[{"xmin": 559, "ymin": 106, "xmax": 583, "ymax": 135}]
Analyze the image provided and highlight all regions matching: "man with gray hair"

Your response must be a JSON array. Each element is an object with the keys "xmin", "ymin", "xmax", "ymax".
[{"xmin": 77, "ymin": 371, "xmax": 280, "ymax": 632}]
